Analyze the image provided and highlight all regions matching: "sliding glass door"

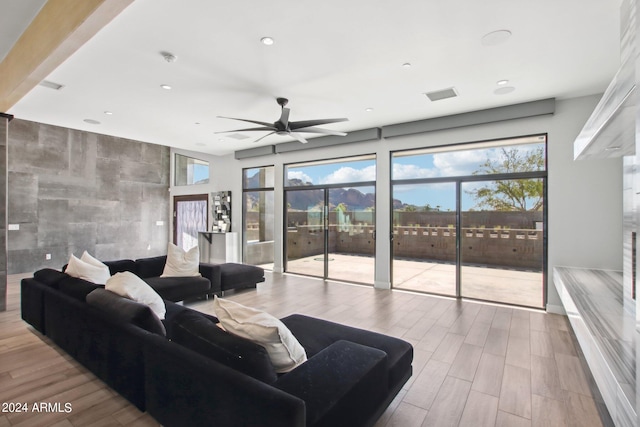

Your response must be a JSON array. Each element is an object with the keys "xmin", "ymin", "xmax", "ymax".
[
  {"xmin": 392, "ymin": 182, "xmax": 456, "ymax": 296},
  {"xmin": 460, "ymin": 178, "xmax": 544, "ymax": 307},
  {"xmin": 391, "ymin": 135, "xmax": 547, "ymax": 308},
  {"xmin": 285, "ymin": 189, "xmax": 326, "ymax": 278},
  {"xmin": 284, "ymin": 155, "xmax": 376, "ymax": 285},
  {"xmin": 243, "ymin": 166, "xmax": 275, "ymax": 269}
]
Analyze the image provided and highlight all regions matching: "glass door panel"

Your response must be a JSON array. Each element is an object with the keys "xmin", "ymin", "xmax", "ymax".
[
  {"xmin": 174, "ymin": 195, "xmax": 208, "ymax": 251},
  {"xmin": 285, "ymin": 189, "xmax": 325, "ymax": 277},
  {"xmin": 327, "ymin": 186, "xmax": 375, "ymax": 284},
  {"xmin": 460, "ymin": 179, "xmax": 544, "ymax": 308},
  {"xmin": 243, "ymin": 190, "xmax": 275, "ymax": 268},
  {"xmin": 392, "ymin": 182, "xmax": 457, "ymax": 296}
]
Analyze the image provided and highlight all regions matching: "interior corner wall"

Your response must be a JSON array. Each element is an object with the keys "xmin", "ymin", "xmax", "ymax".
[{"xmin": 7, "ymin": 119, "xmax": 171, "ymax": 274}]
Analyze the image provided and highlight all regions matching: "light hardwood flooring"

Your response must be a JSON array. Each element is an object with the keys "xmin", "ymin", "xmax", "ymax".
[{"xmin": 1, "ymin": 272, "xmax": 613, "ymax": 426}]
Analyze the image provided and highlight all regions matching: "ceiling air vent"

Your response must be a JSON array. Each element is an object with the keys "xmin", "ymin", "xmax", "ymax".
[
  {"xmin": 226, "ymin": 133, "xmax": 250, "ymax": 140},
  {"xmin": 39, "ymin": 80, "xmax": 64, "ymax": 90},
  {"xmin": 425, "ymin": 87, "xmax": 458, "ymax": 102}
]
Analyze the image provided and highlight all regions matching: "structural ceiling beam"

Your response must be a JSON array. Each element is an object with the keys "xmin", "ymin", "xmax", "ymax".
[{"xmin": 0, "ymin": 0, "xmax": 133, "ymax": 112}]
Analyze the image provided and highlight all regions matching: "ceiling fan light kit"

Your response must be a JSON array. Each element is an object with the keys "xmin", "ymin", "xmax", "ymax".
[{"xmin": 217, "ymin": 98, "xmax": 348, "ymax": 144}]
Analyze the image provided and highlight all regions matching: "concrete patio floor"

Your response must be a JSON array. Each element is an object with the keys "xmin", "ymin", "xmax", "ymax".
[{"xmin": 266, "ymin": 253, "xmax": 544, "ymax": 308}]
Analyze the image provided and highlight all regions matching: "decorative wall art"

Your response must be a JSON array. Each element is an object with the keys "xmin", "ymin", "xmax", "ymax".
[{"xmin": 212, "ymin": 191, "xmax": 231, "ymax": 232}]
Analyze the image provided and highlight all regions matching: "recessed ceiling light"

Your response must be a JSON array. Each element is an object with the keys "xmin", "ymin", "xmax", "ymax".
[
  {"xmin": 481, "ymin": 30, "xmax": 512, "ymax": 46},
  {"xmin": 104, "ymin": 111, "xmax": 113, "ymax": 115},
  {"xmin": 365, "ymin": 108, "xmax": 374, "ymax": 112},
  {"xmin": 261, "ymin": 37, "xmax": 274, "ymax": 45},
  {"xmin": 494, "ymin": 86, "xmax": 515, "ymax": 95},
  {"xmin": 497, "ymin": 80, "xmax": 509, "ymax": 86},
  {"xmin": 160, "ymin": 84, "xmax": 172, "ymax": 90},
  {"xmin": 195, "ymin": 122, "xmax": 201, "ymax": 125},
  {"xmin": 83, "ymin": 119, "xmax": 100, "ymax": 125},
  {"xmin": 402, "ymin": 63, "xmax": 412, "ymax": 68},
  {"xmin": 605, "ymin": 146, "xmax": 622, "ymax": 151}
]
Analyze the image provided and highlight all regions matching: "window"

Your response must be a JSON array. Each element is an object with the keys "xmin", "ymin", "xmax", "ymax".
[
  {"xmin": 175, "ymin": 154, "xmax": 209, "ymax": 186},
  {"xmin": 284, "ymin": 155, "xmax": 376, "ymax": 285},
  {"xmin": 285, "ymin": 155, "xmax": 376, "ymax": 187},
  {"xmin": 391, "ymin": 135, "xmax": 547, "ymax": 308},
  {"xmin": 243, "ymin": 166, "xmax": 275, "ymax": 268}
]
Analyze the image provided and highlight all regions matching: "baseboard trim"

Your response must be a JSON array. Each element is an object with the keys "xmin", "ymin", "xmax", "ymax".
[{"xmin": 546, "ymin": 303, "xmax": 566, "ymax": 315}]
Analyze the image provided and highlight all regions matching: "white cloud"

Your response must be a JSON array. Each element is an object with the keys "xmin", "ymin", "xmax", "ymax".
[
  {"xmin": 287, "ymin": 170, "xmax": 313, "ymax": 184},
  {"xmin": 392, "ymin": 163, "xmax": 437, "ymax": 180},
  {"xmin": 432, "ymin": 150, "xmax": 486, "ymax": 177},
  {"xmin": 320, "ymin": 165, "xmax": 376, "ymax": 184}
]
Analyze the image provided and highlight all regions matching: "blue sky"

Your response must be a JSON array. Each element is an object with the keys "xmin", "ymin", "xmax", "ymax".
[{"xmin": 285, "ymin": 141, "xmax": 545, "ymax": 210}]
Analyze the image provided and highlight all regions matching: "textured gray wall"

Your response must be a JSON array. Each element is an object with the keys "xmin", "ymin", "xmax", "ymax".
[
  {"xmin": 0, "ymin": 116, "xmax": 8, "ymax": 310},
  {"xmin": 7, "ymin": 119, "xmax": 170, "ymax": 274}
]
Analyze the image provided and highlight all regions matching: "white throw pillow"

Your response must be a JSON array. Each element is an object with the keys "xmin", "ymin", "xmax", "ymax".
[
  {"xmin": 161, "ymin": 243, "xmax": 201, "ymax": 277},
  {"xmin": 213, "ymin": 297, "xmax": 307, "ymax": 373},
  {"xmin": 66, "ymin": 254, "xmax": 111, "ymax": 285},
  {"xmin": 80, "ymin": 251, "xmax": 108, "ymax": 269},
  {"xmin": 106, "ymin": 271, "xmax": 166, "ymax": 320}
]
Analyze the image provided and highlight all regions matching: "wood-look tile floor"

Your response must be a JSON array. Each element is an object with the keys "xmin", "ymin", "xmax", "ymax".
[{"xmin": 0, "ymin": 272, "xmax": 614, "ymax": 426}]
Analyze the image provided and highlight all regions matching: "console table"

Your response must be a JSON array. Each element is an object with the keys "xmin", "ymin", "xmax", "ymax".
[
  {"xmin": 554, "ymin": 267, "xmax": 637, "ymax": 426},
  {"xmin": 198, "ymin": 232, "xmax": 238, "ymax": 264}
]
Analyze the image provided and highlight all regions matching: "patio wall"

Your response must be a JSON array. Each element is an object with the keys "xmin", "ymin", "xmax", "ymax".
[{"xmin": 280, "ymin": 210, "xmax": 543, "ymax": 270}]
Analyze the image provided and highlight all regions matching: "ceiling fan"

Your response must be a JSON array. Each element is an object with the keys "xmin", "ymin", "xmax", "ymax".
[{"xmin": 217, "ymin": 97, "xmax": 348, "ymax": 144}]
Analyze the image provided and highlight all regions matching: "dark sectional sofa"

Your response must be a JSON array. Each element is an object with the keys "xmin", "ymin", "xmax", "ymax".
[
  {"xmin": 76, "ymin": 255, "xmax": 266, "ymax": 301},
  {"xmin": 21, "ymin": 268, "xmax": 413, "ymax": 427}
]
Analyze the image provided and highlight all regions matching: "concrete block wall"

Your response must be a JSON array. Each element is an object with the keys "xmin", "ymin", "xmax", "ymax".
[{"xmin": 7, "ymin": 119, "xmax": 170, "ymax": 274}]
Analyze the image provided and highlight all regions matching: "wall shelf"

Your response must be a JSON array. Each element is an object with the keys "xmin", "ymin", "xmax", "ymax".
[
  {"xmin": 554, "ymin": 267, "xmax": 637, "ymax": 426},
  {"xmin": 574, "ymin": 58, "xmax": 636, "ymax": 160}
]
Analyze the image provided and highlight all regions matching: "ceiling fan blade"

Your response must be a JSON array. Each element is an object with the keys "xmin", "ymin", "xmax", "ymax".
[
  {"xmin": 293, "ymin": 126, "xmax": 347, "ymax": 136},
  {"xmin": 289, "ymin": 118, "xmax": 348, "ymax": 130},
  {"xmin": 215, "ymin": 126, "xmax": 276, "ymax": 134},
  {"xmin": 217, "ymin": 116, "xmax": 274, "ymax": 127},
  {"xmin": 253, "ymin": 131, "xmax": 276, "ymax": 143},
  {"xmin": 278, "ymin": 108, "xmax": 290, "ymax": 128},
  {"xmin": 290, "ymin": 132, "xmax": 309, "ymax": 144}
]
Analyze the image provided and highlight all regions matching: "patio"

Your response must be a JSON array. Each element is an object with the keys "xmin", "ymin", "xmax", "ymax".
[{"xmin": 264, "ymin": 254, "xmax": 544, "ymax": 308}]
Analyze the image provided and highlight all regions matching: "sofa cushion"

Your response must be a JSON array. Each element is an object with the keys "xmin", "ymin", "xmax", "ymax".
[
  {"xmin": 219, "ymin": 263, "xmax": 264, "ymax": 291},
  {"xmin": 161, "ymin": 243, "xmax": 201, "ymax": 277},
  {"xmin": 170, "ymin": 309, "xmax": 277, "ymax": 384},
  {"xmin": 57, "ymin": 276, "xmax": 103, "ymax": 301},
  {"xmin": 33, "ymin": 268, "xmax": 68, "ymax": 288},
  {"xmin": 135, "ymin": 256, "xmax": 167, "ymax": 278},
  {"xmin": 65, "ymin": 254, "xmax": 111, "ymax": 285},
  {"xmin": 143, "ymin": 276, "xmax": 211, "ymax": 302},
  {"xmin": 281, "ymin": 314, "xmax": 413, "ymax": 393},
  {"xmin": 274, "ymin": 340, "xmax": 388, "ymax": 427},
  {"xmin": 106, "ymin": 272, "xmax": 166, "ymax": 320},
  {"xmin": 213, "ymin": 297, "xmax": 307, "ymax": 373},
  {"xmin": 86, "ymin": 288, "xmax": 166, "ymax": 336},
  {"xmin": 103, "ymin": 259, "xmax": 138, "ymax": 276}
]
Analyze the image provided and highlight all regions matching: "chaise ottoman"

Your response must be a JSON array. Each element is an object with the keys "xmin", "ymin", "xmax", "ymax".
[{"xmin": 218, "ymin": 263, "xmax": 265, "ymax": 295}]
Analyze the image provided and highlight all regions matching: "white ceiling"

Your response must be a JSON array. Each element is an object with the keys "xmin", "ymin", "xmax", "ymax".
[{"xmin": 4, "ymin": 0, "xmax": 623, "ymax": 156}]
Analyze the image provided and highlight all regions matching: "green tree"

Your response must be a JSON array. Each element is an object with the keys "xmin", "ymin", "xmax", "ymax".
[
  {"xmin": 334, "ymin": 203, "xmax": 348, "ymax": 212},
  {"xmin": 466, "ymin": 147, "xmax": 543, "ymax": 211}
]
